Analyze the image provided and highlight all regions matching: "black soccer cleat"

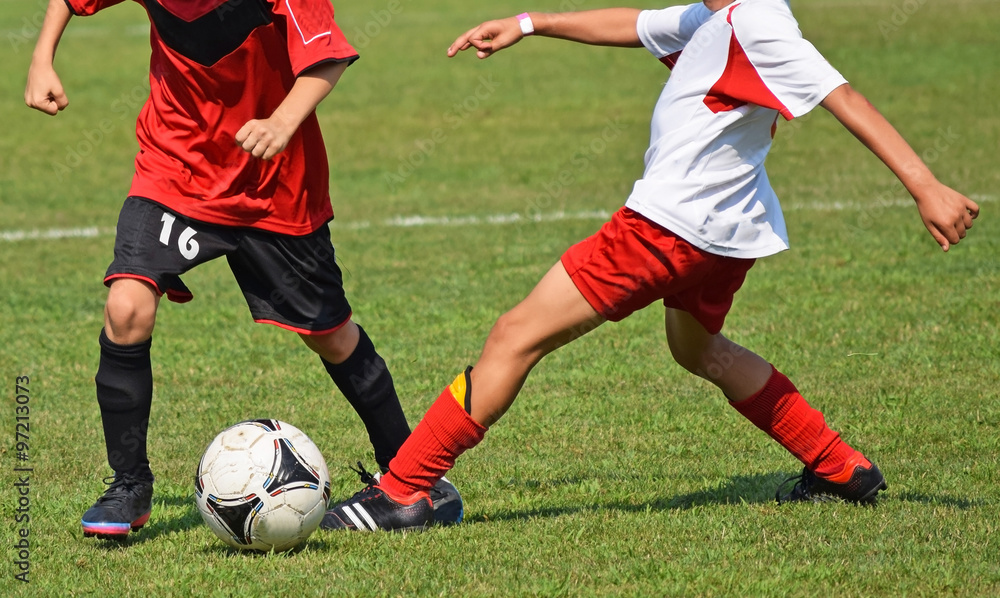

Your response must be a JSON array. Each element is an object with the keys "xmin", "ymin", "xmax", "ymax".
[
  {"xmin": 340, "ymin": 462, "xmax": 464, "ymax": 525},
  {"xmin": 776, "ymin": 456, "xmax": 887, "ymax": 505},
  {"xmin": 320, "ymin": 484, "xmax": 432, "ymax": 532},
  {"xmin": 81, "ymin": 472, "xmax": 154, "ymax": 539},
  {"xmin": 320, "ymin": 463, "xmax": 432, "ymax": 532}
]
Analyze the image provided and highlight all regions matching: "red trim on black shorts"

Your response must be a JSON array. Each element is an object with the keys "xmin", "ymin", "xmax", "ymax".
[
  {"xmin": 103, "ymin": 273, "xmax": 194, "ymax": 304},
  {"xmin": 104, "ymin": 273, "xmax": 162, "ymax": 295},
  {"xmin": 254, "ymin": 313, "xmax": 352, "ymax": 336}
]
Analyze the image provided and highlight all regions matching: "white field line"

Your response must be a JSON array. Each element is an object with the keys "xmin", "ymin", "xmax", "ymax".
[
  {"xmin": 2, "ymin": 195, "xmax": 994, "ymax": 243},
  {"xmin": 0, "ymin": 226, "xmax": 102, "ymax": 242}
]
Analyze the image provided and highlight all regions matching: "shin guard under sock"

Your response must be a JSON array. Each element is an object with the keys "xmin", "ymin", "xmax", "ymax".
[
  {"xmin": 381, "ymin": 369, "xmax": 486, "ymax": 497},
  {"xmin": 95, "ymin": 329, "xmax": 153, "ymax": 478},
  {"xmin": 322, "ymin": 325, "xmax": 411, "ymax": 471},
  {"xmin": 729, "ymin": 366, "xmax": 856, "ymax": 477}
]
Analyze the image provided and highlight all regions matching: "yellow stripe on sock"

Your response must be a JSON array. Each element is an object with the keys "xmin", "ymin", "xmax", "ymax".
[{"xmin": 448, "ymin": 371, "xmax": 467, "ymax": 411}]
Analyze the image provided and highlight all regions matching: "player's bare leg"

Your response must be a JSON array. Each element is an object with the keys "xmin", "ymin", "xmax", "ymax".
[
  {"xmin": 322, "ymin": 262, "xmax": 606, "ymax": 531},
  {"xmin": 104, "ymin": 278, "xmax": 159, "ymax": 344},
  {"xmin": 469, "ymin": 261, "xmax": 605, "ymax": 427},
  {"xmin": 83, "ymin": 278, "xmax": 160, "ymax": 539},
  {"xmin": 305, "ymin": 320, "xmax": 465, "ymax": 524},
  {"xmin": 664, "ymin": 307, "xmax": 771, "ymax": 401},
  {"xmin": 665, "ymin": 308, "xmax": 885, "ymax": 503},
  {"xmin": 299, "ymin": 319, "xmax": 360, "ymax": 364}
]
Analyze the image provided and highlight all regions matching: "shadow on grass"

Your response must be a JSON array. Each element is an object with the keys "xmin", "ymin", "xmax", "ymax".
[
  {"xmin": 892, "ymin": 491, "xmax": 986, "ymax": 509},
  {"xmin": 467, "ymin": 472, "xmax": 986, "ymax": 524},
  {"xmin": 467, "ymin": 473, "xmax": 779, "ymax": 524}
]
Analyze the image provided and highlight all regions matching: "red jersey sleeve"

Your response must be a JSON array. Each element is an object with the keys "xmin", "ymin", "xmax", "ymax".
[
  {"xmin": 270, "ymin": 0, "xmax": 358, "ymax": 76},
  {"xmin": 64, "ymin": 0, "xmax": 127, "ymax": 17}
]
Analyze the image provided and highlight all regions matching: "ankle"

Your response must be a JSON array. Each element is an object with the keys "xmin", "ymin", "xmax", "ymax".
[{"xmin": 378, "ymin": 471, "xmax": 427, "ymax": 503}]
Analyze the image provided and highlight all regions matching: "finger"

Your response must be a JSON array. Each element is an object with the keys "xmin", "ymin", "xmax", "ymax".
[
  {"xmin": 33, "ymin": 99, "xmax": 59, "ymax": 116},
  {"xmin": 264, "ymin": 143, "xmax": 286, "ymax": 160},
  {"xmin": 243, "ymin": 136, "xmax": 260, "ymax": 153},
  {"xmin": 240, "ymin": 133, "xmax": 264, "ymax": 154},
  {"xmin": 25, "ymin": 93, "xmax": 55, "ymax": 115},
  {"xmin": 53, "ymin": 89, "xmax": 69, "ymax": 111},
  {"xmin": 447, "ymin": 38, "xmax": 467, "ymax": 57},
  {"xmin": 967, "ymin": 199, "xmax": 980, "ymax": 219},
  {"xmin": 261, "ymin": 142, "xmax": 280, "ymax": 160},
  {"xmin": 963, "ymin": 210, "xmax": 975, "ymax": 229},
  {"xmin": 469, "ymin": 36, "xmax": 494, "ymax": 51},
  {"xmin": 448, "ymin": 26, "xmax": 480, "ymax": 56},
  {"xmin": 235, "ymin": 120, "xmax": 257, "ymax": 145},
  {"xmin": 941, "ymin": 223, "xmax": 961, "ymax": 246},
  {"xmin": 927, "ymin": 225, "xmax": 950, "ymax": 252},
  {"xmin": 250, "ymin": 134, "xmax": 274, "ymax": 158}
]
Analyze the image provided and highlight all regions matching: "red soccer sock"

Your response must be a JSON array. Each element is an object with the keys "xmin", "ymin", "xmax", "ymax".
[
  {"xmin": 379, "ymin": 372, "xmax": 487, "ymax": 499},
  {"xmin": 730, "ymin": 366, "xmax": 861, "ymax": 478}
]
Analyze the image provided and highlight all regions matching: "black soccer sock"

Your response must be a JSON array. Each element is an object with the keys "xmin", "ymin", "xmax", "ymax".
[
  {"xmin": 95, "ymin": 328, "xmax": 154, "ymax": 479},
  {"xmin": 321, "ymin": 326, "xmax": 411, "ymax": 471}
]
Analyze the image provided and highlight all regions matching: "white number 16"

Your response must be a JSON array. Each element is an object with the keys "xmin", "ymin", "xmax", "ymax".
[{"xmin": 159, "ymin": 213, "xmax": 200, "ymax": 260}]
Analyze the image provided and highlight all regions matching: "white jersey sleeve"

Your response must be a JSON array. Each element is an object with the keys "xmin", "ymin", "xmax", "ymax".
[
  {"xmin": 637, "ymin": 3, "xmax": 713, "ymax": 64},
  {"xmin": 729, "ymin": 0, "xmax": 847, "ymax": 119}
]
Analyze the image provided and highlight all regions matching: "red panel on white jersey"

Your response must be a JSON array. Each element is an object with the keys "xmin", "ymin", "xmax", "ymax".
[{"xmin": 631, "ymin": 0, "xmax": 847, "ymax": 259}]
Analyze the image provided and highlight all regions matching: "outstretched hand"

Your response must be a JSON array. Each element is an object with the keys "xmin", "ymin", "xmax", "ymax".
[
  {"xmin": 448, "ymin": 18, "xmax": 524, "ymax": 59},
  {"xmin": 913, "ymin": 182, "xmax": 979, "ymax": 252}
]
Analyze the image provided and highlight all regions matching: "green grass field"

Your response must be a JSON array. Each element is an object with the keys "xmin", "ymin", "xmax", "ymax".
[{"xmin": 3, "ymin": 0, "xmax": 1000, "ymax": 595}]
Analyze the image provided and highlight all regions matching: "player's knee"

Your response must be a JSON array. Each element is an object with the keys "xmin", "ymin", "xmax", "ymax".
[
  {"xmin": 488, "ymin": 310, "xmax": 545, "ymax": 361},
  {"xmin": 301, "ymin": 321, "xmax": 359, "ymax": 363},
  {"xmin": 105, "ymin": 287, "xmax": 157, "ymax": 342},
  {"xmin": 670, "ymin": 342, "xmax": 710, "ymax": 375},
  {"xmin": 486, "ymin": 312, "xmax": 517, "ymax": 350},
  {"xmin": 671, "ymin": 335, "xmax": 745, "ymax": 383}
]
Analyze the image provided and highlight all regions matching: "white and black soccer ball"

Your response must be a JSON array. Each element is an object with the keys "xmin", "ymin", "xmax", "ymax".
[{"xmin": 195, "ymin": 419, "xmax": 331, "ymax": 552}]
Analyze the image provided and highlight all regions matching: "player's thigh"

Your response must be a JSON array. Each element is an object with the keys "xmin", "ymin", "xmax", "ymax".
[
  {"xmin": 488, "ymin": 261, "xmax": 605, "ymax": 357},
  {"xmin": 227, "ymin": 224, "xmax": 352, "ymax": 334}
]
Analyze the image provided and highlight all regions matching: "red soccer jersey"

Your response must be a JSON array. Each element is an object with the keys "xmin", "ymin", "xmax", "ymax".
[{"xmin": 65, "ymin": 0, "xmax": 359, "ymax": 235}]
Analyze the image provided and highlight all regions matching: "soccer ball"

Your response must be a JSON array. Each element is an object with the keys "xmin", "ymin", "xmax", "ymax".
[{"xmin": 195, "ymin": 419, "xmax": 331, "ymax": 552}]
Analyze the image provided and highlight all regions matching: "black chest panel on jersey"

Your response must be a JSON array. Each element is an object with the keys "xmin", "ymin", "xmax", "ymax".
[{"xmin": 144, "ymin": 0, "xmax": 273, "ymax": 67}]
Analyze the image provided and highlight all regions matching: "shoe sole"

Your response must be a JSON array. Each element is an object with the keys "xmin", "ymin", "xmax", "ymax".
[
  {"xmin": 320, "ymin": 516, "xmax": 432, "ymax": 533},
  {"xmin": 812, "ymin": 478, "xmax": 888, "ymax": 505},
  {"xmin": 82, "ymin": 511, "xmax": 150, "ymax": 539}
]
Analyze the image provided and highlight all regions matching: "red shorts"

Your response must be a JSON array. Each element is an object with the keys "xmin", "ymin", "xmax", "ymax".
[{"xmin": 560, "ymin": 207, "xmax": 755, "ymax": 334}]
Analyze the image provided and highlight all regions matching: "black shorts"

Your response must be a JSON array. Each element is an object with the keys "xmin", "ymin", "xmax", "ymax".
[{"xmin": 105, "ymin": 196, "xmax": 352, "ymax": 335}]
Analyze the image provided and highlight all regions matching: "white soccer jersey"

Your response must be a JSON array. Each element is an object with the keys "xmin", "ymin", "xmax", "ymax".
[{"xmin": 626, "ymin": 0, "xmax": 848, "ymax": 258}]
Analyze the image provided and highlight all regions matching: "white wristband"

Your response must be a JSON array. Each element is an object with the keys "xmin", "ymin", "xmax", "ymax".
[{"xmin": 517, "ymin": 12, "xmax": 534, "ymax": 36}]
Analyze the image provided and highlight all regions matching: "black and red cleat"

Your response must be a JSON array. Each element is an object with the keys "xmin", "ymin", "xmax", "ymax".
[
  {"xmin": 81, "ymin": 472, "xmax": 154, "ymax": 539},
  {"xmin": 777, "ymin": 453, "xmax": 887, "ymax": 505},
  {"xmin": 321, "ymin": 468, "xmax": 432, "ymax": 532}
]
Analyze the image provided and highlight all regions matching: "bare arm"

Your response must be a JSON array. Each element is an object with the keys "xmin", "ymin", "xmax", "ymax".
[
  {"xmin": 235, "ymin": 60, "xmax": 349, "ymax": 160},
  {"xmin": 25, "ymin": 0, "xmax": 73, "ymax": 115},
  {"xmin": 447, "ymin": 9, "xmax": 643, "ymax": 60},
  {"xmin": 821, "ymin": 83, "xmax": 978, "ymax": 251}
]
